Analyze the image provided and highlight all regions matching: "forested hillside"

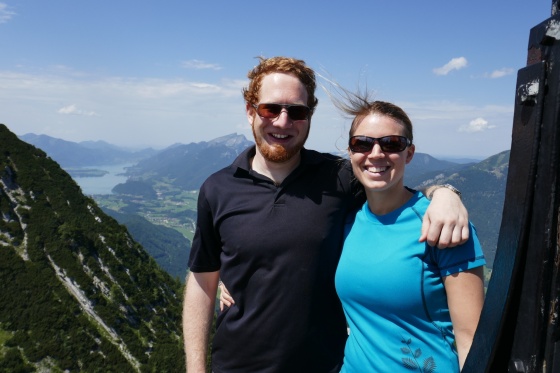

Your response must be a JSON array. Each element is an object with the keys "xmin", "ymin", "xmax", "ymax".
[
  {"xmin": 102, "ymin": 208, "xmax": 190, "ymax": 282},
  {"xmin": 0, "ymin": 124, "xmax": 185, "ymax": 372}
]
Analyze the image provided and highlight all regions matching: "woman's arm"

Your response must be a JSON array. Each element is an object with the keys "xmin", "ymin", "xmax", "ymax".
[
  {"xmin": 218, "ymin": 281, "xmax": 234, "ymax": 311},
  {"xmin": 443, "ymin": 266, "xmax": 485, "ymax": 370}
]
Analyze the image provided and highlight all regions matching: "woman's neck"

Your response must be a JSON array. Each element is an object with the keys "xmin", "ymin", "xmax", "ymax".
[{"xmin": 365, "ymin": 186, "xmax": 414, "ymax": 215}]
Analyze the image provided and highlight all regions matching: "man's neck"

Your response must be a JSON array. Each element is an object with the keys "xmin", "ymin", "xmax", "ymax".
[{"xmin": 251, "ymin": 150, "xmax": 302, "ymax": 186}]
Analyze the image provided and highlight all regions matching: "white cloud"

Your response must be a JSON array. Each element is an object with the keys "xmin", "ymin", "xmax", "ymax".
[
  {"xmin": 181, "ymin": 59, "xmax": 222, "ymax": 70},
  {"xmin": 58, "ymin": 104, "xmax": 99, "ymax": 117},
  {"xmin": 488, "ymin": 68, "xmax": 515, "ymax": 79},
  {"xmin": 0, "ymin": 3, "xmax": 15, "ymax": 24},
  {"xmin": 433, "ymin": 57, "xmax": 468, "ymax": 76},
  {"xmin": 459, "ymin": 117, "xmax": 496, "ymax": 133}
]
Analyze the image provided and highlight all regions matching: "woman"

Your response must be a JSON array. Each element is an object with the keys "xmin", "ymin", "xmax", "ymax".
[{"xmin": 334, "ymin": 98, "xmax": 485, "ymax": 372}]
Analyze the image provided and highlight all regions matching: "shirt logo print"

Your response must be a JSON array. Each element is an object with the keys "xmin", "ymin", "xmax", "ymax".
[{"xmin": 400, "ymin": 337, "xmax": 437, "ymax": 372}]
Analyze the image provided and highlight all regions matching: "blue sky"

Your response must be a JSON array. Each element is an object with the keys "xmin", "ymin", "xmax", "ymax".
[{"xmin": 0, "ymin": 1, "xmax": 550, "ymax": 159}]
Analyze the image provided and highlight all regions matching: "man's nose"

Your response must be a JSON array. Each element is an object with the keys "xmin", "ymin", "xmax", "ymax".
[{"xmin": 273, "ymin": 109, "xmax": 292, "ymax": 127}]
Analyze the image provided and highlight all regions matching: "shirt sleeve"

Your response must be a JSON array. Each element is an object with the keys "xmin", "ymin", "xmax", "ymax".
[
  {"xmin": 187, "ymin": 183, "xmax": 222, "ymax": 272},
  {"xmin": 432, "ymin": 223, "xmax": 486, "ymax": 277}
]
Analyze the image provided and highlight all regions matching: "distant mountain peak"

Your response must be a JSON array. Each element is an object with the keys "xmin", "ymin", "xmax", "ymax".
[{"xmin": 208, "ymin": 133, "xmax": 252, "ymax": 147}]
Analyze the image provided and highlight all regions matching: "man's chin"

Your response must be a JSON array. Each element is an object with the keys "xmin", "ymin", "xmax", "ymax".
[{"xmin": 259, "ymin": 143, "xmax": 301, "ymax": 163}]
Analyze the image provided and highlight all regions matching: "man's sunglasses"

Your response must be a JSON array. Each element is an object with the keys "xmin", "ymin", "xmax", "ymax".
[
  {"xmin": 252, "ymin": 103, "xmax": 311, "ymax": 121},
  {"xmin": 349, "ymin": 135, "xmax": 412, "ymax": 153}
]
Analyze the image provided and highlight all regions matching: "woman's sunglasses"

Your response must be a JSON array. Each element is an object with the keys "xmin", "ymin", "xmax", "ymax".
[
  {"xmin": 349, "ymin": 135, "xmax": 411, "ymax": 153},
  {"xmin": 252, "ymin": 103, "xmax": 311, "ymax": 121}
]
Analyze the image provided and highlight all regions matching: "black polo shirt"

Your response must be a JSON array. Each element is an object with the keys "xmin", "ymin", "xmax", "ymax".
[{"xmin": 189, "ymin": 146, "xmax": 363, "ymax": 373}]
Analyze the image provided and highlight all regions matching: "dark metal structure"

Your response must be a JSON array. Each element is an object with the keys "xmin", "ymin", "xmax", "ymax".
[{"xmin": 463, "ymin": 2, "xmax": 560, "ymax": 372}]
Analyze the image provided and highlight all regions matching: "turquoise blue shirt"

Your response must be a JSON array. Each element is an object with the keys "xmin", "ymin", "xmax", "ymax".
[{"xmin": 335, "ymin": 191, "xmax": 486, "ymax": 373}]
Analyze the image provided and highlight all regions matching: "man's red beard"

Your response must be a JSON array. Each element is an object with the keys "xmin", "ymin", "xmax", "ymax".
[{"xmin": 252, "ymin": 125, "xmax": 310, "ymax": 163}]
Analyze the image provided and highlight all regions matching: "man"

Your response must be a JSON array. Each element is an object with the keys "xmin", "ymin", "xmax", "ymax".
[{"xmin": 183, "ymin": 56, "xmax": 468, "ymax": 373}]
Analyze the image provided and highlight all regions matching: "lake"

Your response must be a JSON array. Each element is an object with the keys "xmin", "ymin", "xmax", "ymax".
[{"xmin": 71, "ymin": 164, "xmax": 131, "ymax": 195}]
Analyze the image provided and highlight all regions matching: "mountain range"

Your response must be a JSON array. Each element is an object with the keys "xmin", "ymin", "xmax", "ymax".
[
  {"xmin": 122, "ymin": 133, "xmax": 254, "ymax": 191},
  {"xmin": 19, "ymin": 133, "xmax": 157, "ymax": 168}
]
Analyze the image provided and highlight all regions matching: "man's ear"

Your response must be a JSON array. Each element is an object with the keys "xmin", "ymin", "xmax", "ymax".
[{"xmin": 246, "ymin": 103, "xmax": 255, "ymax": 125}]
